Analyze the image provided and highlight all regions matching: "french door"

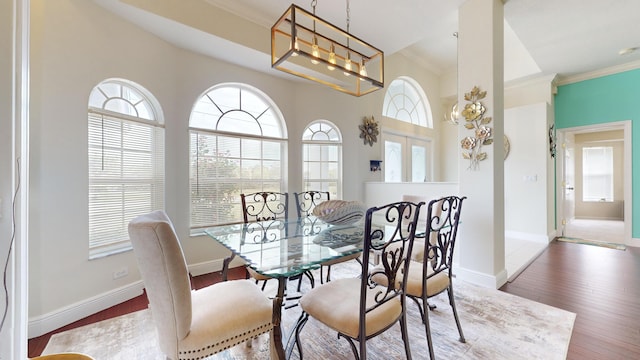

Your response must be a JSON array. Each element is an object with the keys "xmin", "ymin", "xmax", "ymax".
[{"xmin": 383, "ymin": 132, "xmax": 432, "ymax": 182}]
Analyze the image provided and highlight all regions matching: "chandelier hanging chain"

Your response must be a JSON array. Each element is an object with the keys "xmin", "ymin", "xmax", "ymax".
[{"xmin": 346, "ymin": 0, "xmax": 350, "ymax": 33}]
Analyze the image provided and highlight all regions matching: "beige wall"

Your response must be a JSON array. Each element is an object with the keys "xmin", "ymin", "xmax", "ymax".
[
  {"xmin": 574, "ymin": 130, "xmax": 624, "ymax": 220},
  {"xmin": 28, "ymin": 0, "xmax": 446, "ymax": 336},
  {"xmin": 0, "ymin": 0, "xmax": 15, "ymax": 355}
]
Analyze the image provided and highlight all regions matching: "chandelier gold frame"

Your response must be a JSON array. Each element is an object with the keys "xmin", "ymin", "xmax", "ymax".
[{"xmin": 271, "ymin": 4, "xmax": 384, "ymax": 97}]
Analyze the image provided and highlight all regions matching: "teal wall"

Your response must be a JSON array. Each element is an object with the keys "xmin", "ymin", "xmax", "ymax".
[{"xmin": 555, "ymin": 68, "xmax": 640, "ymax": 238}]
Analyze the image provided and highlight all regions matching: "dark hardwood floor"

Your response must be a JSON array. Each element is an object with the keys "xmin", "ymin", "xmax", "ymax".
[
  {"xmin": 500, "ymin": 240, "xmax": 640, "ymax": 360},
  {"xmin": 27, "ymin": 267, "xmax": 247, "ymax": 358},
  {"xmin": 29, "ymin": 240, "xmax": 640, "ymax": 359}
]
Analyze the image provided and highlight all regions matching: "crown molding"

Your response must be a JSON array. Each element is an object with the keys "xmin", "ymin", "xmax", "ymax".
[{"xmin": 557, "ymin": 60, "xmax": 640, "ymax": 86}]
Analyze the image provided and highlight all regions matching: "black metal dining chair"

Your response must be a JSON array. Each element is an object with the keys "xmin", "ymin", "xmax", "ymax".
[
  {"xmin": 239, "ymin": 191, "xmax": 314, "ymax": 300},
  {"xmin": 294, "ymin": 190, "xmax": 362, "ymax": 284},
  {"xmin": 407, "ymin": 195, "xmax": 466, "ymax": 359},
  {"xmin": 294, "ymin": 200, "xmax": 424, "ymax": 360},
  {"xmin": 241, "ymin": 191, "xmax": 289, "ymax": 223}
]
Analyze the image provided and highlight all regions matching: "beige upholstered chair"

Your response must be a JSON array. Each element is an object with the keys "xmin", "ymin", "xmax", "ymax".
[
  {"xmin": 294, "ymin": 201, "xmax": 424, "ymax": 360},
  {"xmin": 128, "ymin": 210, "xmax": 277, "ymax": 360},
  {"xmin": 294, "ymin": 190, "xmax": 362, "ymax": 284}
]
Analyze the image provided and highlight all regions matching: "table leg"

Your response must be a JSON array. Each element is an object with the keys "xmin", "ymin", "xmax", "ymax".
[
  {"xmin": 272, "ymin": 277, "xmax": 286, "ymax": 360},
  {"xmin": 221, "ymin": 252, "xmax": 236, "ymax": 281}
]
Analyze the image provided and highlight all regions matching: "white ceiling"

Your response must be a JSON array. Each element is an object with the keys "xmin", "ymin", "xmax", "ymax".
[{"xmin": 96, "ymin": 0, "xmax": 640, "ymax": 84}]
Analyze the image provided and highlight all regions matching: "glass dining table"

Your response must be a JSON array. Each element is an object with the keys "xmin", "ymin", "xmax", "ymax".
[{"xmin": 204, "ymin": 216, "xmax": 367, "ymax": 359}]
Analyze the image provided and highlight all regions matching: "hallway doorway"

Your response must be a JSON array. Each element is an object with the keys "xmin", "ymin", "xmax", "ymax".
[{"xmin": 558, "ymin": 121, "xmax": 631, "ymax": 246}]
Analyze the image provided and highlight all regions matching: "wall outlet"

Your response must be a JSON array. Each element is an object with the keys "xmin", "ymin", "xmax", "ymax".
[{"xmin": 112, "ymin": 267, "xmax": 128, "ymax": 280}]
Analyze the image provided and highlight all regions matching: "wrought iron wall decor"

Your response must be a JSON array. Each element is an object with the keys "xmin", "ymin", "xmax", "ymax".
[
  {"xmin": 359, "ymin": 115, "xmax": 379, "ymax": 146},
  {"xmin": 549, "ymin": 124, "xmax": 556, "ymax": 158},
  {"xmin": 460, "ymin": 86, "xmax": 493, "ymax": 170}
]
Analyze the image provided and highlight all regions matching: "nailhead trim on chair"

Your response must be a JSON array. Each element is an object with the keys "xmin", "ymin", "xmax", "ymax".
[{"xmin": 177, "ymin": 323, "xmax": 272, "ymax": 360}]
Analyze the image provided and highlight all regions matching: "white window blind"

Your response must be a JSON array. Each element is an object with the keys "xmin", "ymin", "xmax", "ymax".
[
  {"xmin": 88, "ymin": 80, "xmax": 164, "ymax": 258},
  {"xmin": 189, "ymin": 84, "xmax": 286, "ymax": 230},
  {"xmin": 582, "ymin": 146, "xmax": 613, "ymax": 202}
]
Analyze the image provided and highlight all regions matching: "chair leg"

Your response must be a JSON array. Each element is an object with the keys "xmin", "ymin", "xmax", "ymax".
[
  {"xmin": 221, "ymin": 253, "xmax": 236, "ymax": 281},
  {"xmin": 399, "ymin": 312, "xmax": 413, "ymax": 360},
  {"xmin": 422, "ymin": 295, "xmax": 436, "ymax": 360},
  {"xmin": 296, "ymin": 274, "xmax": 304, "ymax": 292},
  {"xmin": 294, "ymin": 312, "xmax": 310, "ymax": 360},
  {"xmin": 448, "ymin": 287, "xmax": 466, "ymax": 343},
  {"xmin": 324, "ymin": 265, "xmax": 332, "ymax": 283}
]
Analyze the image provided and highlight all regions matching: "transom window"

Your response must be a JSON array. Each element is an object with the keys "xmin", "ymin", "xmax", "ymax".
[
  {"xmin": 302, "ymin": 120, "xmax": 342, "ymax": 199},
  {"xmin": 88, "ymin": 79, "xmax": 164, "ymax": 259},
  {"xmin": 382, "ymin": 76, "xmax": 432, "ymax": 128},
  {"xmin": 189, "ymin": 83, "xmax": 287, "ymax": 229}
]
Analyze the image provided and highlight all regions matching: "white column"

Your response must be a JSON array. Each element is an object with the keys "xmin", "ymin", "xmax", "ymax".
[{"xmin": 455, "ymin": 0, "xmax": 506, "ymax": 288}]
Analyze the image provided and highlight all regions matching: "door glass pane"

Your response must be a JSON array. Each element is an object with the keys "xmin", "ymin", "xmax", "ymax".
[
  {"xmin": 411, "ymin": 145, "xmax": 427, "ymax": 182},
  {"xmin": 385, "ymin": 140, "xmax": 402, "ymax": 182}
]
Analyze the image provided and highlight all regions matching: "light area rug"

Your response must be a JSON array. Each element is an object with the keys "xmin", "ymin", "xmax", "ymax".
[{"xmin": 44, "ymin": 263, "xmax": 575, "ymax": 360}]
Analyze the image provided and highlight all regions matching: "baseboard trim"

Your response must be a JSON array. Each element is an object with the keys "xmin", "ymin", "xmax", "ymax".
[
  {"xmin": 505, "ymin": 230, "xmax": 550, "ymax": 244},
  {"xmin": 28, "ymin": 258, "xmax": 250, "ymax": 339},
  {"xmin": 456, "ymin": 265, "xmax": 508, "ymax": 289},
  {"xmin": 188, "ymin": 259, "xmax": 223, "ymax": 277},
  {"xmin": 28, "ymin": 281, "xmax": 144, "ymax": 338},
  {"xmin": 187, "ymin": 257, "xmax": 247, "ymax": 277}
]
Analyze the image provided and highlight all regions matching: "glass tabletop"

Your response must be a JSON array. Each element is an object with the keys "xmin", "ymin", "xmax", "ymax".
[{"xmin": 204, "ymin": 217, "xmax": 366, "ymax": 278}]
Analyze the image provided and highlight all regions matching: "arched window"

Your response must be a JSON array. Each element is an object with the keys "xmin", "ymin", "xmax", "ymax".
[
  {"xmin": 189, "ymin": 83, "xmax": 287, "ymax": 228},
  {"xmin": 88, "ymin": 79, "xmax": 164, "ymax": 258},
  {"xmin": 381, "ymin": 77, "xmax": 433, "ymax": 182},
  {"xmin": 382, "ymin": 76, "xmax": 433, "ymax": 128},
  {"xmin": 302, "ymin": 120, "xmax": 342, "ymax": 199}
]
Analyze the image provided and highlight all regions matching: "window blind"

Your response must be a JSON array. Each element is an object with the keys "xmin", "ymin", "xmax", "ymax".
[
  {"xmin": 88, "ymin": 112, "xmax": 165, "ymax": 258},
  {"xmin": 189, "ymin": 131, "xmax": 284, "ymax": 229},
  {"xmin": 582, "ymin": 146, "xmax": 613, "ymax": 202}
]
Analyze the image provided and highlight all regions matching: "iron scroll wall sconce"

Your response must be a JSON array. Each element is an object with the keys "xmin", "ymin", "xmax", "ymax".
[{"xmin": 271, "ymin": 2, "xmax": 384, "ymax": 97}]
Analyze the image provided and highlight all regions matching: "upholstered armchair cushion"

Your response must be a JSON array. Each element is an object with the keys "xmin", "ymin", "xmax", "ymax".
[
  {"xmin": 404, "ymin": 261, "xmax": 450, "ymax": 297},
  {"xmin": 299, "ymin": 278, "xmax": 402, "ymax": 339},
  {"xmin": 371, "ymin": 260, "xmax": 449, "ymax": 298},
  {"xmin": 180, "ymin": 280, "xmax": 273, "ymax": 357}
]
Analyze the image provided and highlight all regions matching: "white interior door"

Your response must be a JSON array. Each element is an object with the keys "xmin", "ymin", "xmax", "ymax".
[{"xmin": 562, "ymin": 133, "xmax": 575, "ymax": 235}]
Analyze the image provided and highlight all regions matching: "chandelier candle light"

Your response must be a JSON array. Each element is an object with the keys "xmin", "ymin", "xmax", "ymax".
[{"xmin": 271, "ymin": 1, "xmax": 384, "ymax": 96}]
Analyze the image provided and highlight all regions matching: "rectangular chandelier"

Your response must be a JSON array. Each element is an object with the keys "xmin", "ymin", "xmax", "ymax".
[{"xmin": 271, "ymin": 4, "xmax": 384, "ymax": 97}]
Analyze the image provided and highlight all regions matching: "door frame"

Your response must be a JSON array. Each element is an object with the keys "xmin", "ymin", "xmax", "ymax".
[{"xmin": 556, "ymin": 120, "xmax": 633, "ymax": 246}]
